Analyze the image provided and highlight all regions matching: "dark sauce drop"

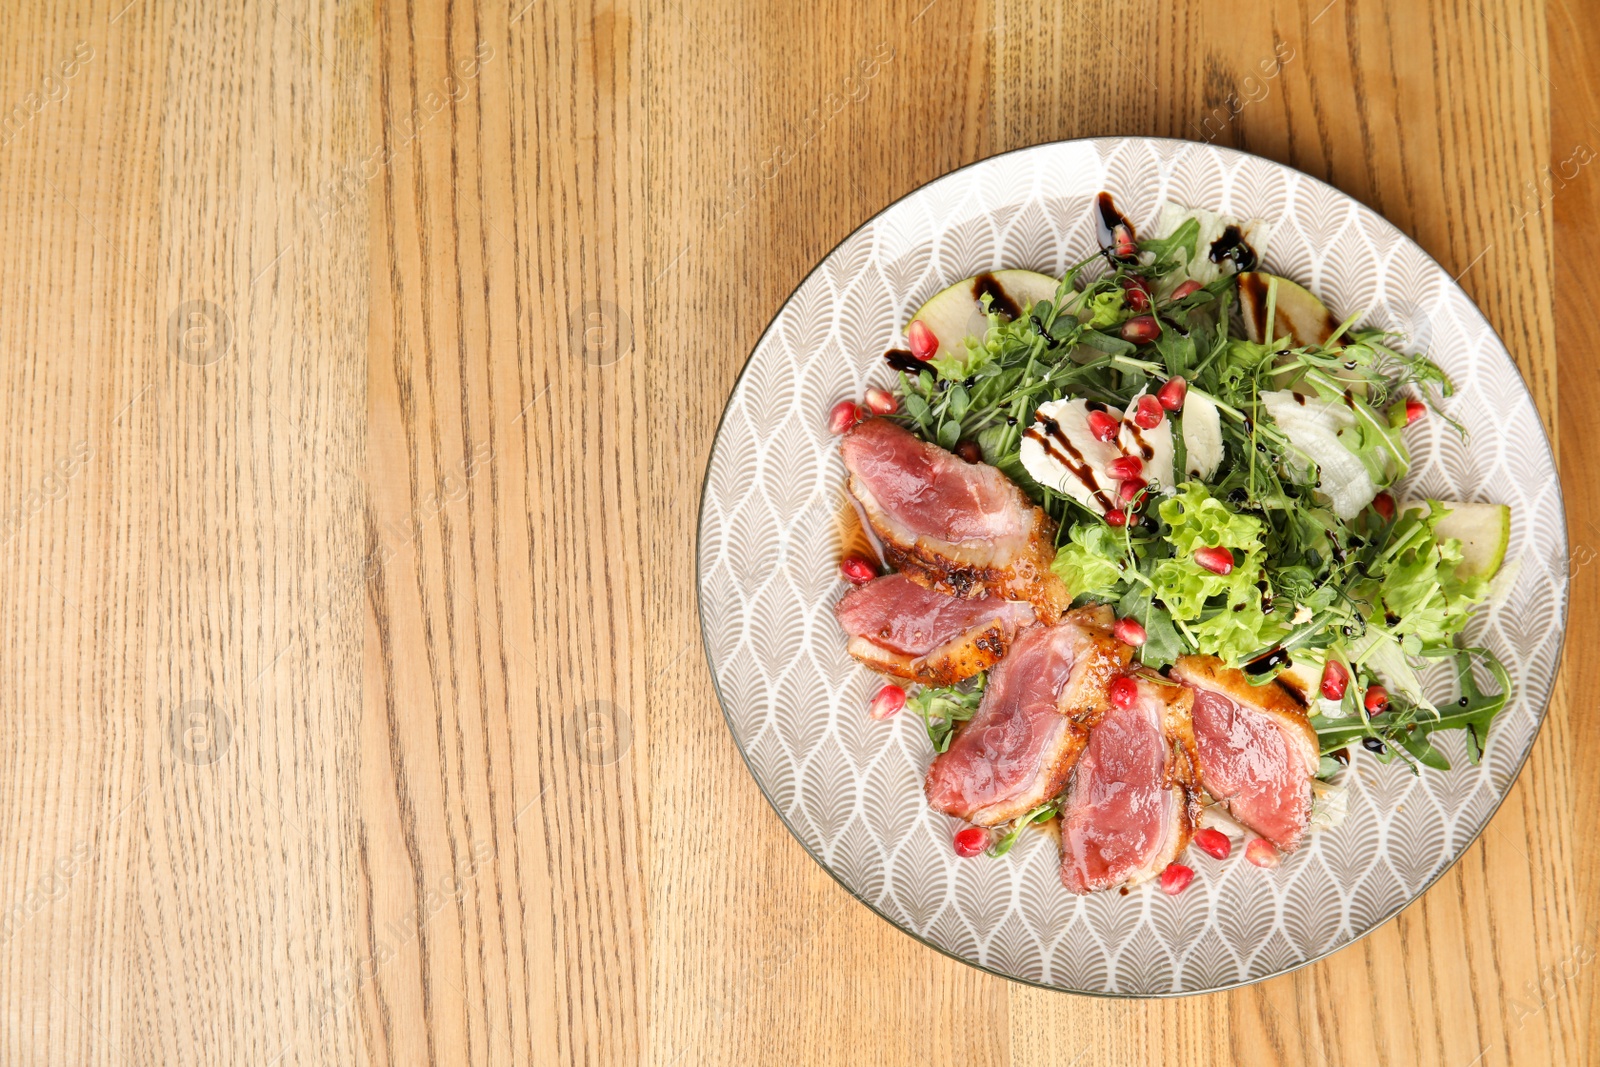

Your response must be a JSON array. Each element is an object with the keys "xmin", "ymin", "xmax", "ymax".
[
  {"xmin": 1208, "ymin": 224, "xmax": 1259, "ymax": 271},
  {"xmin": 1243, "ymin": 647, "xmax": 1292, "ymax": 676},
  {"xmin": 1028, "ymin": 414, "xmax": 1117, "ymax": 513},
  {"xmin": 1095, "ymin": 192, "xmax": 1136, "ymax": 247},
  {"xmin": 1331, "ymin": 747, "xmax": 1351, "ymax": 766},
  {"xmin": 972, "ymin": 272, "xmax": 1022, "ymax": 320},
  {"xmin": 1030, "ymin": 315, "xmax": 1060, "ymax": 349},
  {"xmin": 884, "ymin": 348, "xmax": 923, "ymax": 374}
]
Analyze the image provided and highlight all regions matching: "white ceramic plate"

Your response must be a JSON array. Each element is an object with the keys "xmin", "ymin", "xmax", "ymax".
[{"xmin": 696, "ymin": 137, "xmax": 1568, "ymax": 995}]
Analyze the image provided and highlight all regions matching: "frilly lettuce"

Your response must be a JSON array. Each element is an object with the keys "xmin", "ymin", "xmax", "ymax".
[
  {"xmin": 1149, "ymin": 484, "xmax": 1287, "ymax": 665},
  {"xmin": 1051, "ymin": 523, "xmax": 1126, "ymax": 595}
]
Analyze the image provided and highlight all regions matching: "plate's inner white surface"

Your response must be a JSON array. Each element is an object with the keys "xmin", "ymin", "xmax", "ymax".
[{"xmin": 698, "ymin": 138, "xmax": 1567, "ymax": 995}]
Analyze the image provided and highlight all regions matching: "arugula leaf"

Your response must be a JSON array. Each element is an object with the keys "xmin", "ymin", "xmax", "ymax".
[
  {"xmin": 906, "ymin": 676, "xmax": 986, "ymax": 752},
  {"xmin": 1310, "ymin": 647, "xmax": 1510, "ymax": 770},
  {"xmin": 987, "ymin": 801, "xmax": 1058, "ymax": 857}
]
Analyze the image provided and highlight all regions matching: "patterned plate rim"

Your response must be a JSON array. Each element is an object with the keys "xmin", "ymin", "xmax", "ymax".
[{"xmin": 695, "ymin": 135, "xmax": 1570, "ymax": 997}]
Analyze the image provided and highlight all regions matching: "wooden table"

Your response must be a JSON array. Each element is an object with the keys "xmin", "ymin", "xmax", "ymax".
[{"xmin": 1, "ymin": 0, "xmax": 1595, "ymax": 1063}]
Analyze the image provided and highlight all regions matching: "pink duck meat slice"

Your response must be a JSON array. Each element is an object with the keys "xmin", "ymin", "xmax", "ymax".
[
  {"xmin": 841, "ymin": 418, "xmax": 1070, "ymax": 620},
  {"xmin": 1058, "ymin": 673, "xmax": 1200, "ymax": 893},
  {"xmin": 924, "ymin": 606, "xmax": 1128, "ymax": 827},
  {"xmin": 835, "ymin": 574, "xmax": 1037, "ymax": 686},
  {"xmin": 1171, "ymin": 655, "xmax": 1320, "ymax": 852}
]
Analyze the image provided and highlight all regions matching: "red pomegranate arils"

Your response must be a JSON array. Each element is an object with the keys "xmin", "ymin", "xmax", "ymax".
[
  {"xmin": 839, "ymin": 555, "xmax": 876, "ymax": 584},
  {"xmin": 1121, "ymin": 315, "xmax": 1161, "ymax": 344},
  {"xmin": 954, "ymin": 440, "xmax": 983, "ymax": 464},
  {"xmin": 954, "ymin": 826, "xmax": 990, "ymax": 858},
  {"xmin": 1087, "ymin": 409, "xmax": 1120, "ymax": 442},
  {"xmin": 829, "ymin": 400, "xmax": 862, "ymax": 434},
  {"xmin": 1404, "ymin": 398, "xmax": 1427, "ymax": 425},
  {"xmin": 1108, "ymin": 675, "xmax": 1138, "ymax": 709},
  {"xmin": 1104, "ymin": 508, "xmax": 1127, "ymax": 527},
  {"xmin": 864, "ymin": 387, "xmax": 897, "ymax": 415},
  {"xmin": 868, "ymin": 683, "xmax": 907, "ymax": 721},
  {"xmin": 1119, "ymin": 478, "xmax": 1145, "ymax": 503},
  {"xmin": 1107, "ymin": 455, "xmax": 1143, "ymax": 480},
  {"xmin": 1194, "ymin": 545, "xmax": 1234, "ymax": 575},
  {"xmin": 1372, "ymin": 492, "xmax": 1396, "ymax": 523},
  {"xmin": 1364, "ymin": 685, "xmax": 1389, "ymax": 714},
  {"xmin": 1122, "ymin": 276, "xmax": 1151, "ymax": 312},
  {"xmin": 1171, "ymin": 279, "xmax": 1204, "ymax": 301},
  {"xmin": 1159, "ymin": 863, "xmax": 1195, "ymax": 895},
  {"xmin": 907, "ymin": 319, "xmax": 939, "ymax": 361},
  {"xmin": 1134, "ymin": 394, "xmax": 1165, "ymax": 429},
  {"xmin": 1193, "ymin": 827, "xmax": 1232, "ymax": 860},
  {"xmin": 1320, "ymin": 659, "xmax": 1350, "ymax": 701},
  {"xmin": 1245, "ymin": 838, "xmax": 1280, "ymax": 869},
  {"xmin": 1113, "ymin": 616, "xmax": 1147, "ymax": 646},
  {"xmin": 1157, "ymin": 376, "xmax": 1187, "ymax": 411}
]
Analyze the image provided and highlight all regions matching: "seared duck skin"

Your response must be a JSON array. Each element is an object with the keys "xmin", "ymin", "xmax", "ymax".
[
  {"xmin": 841, "ymin": 418, "xmax": 1071, "ymax": 620},
  {"xmin": 1058, "ymin": 672, "xmax": 1200, "ymax": 893},
  {"xmin": 835, "ymin": 574, "xmax": 1036, "ymax": 686},
  {"xmin": 1171, "ymin": 655, "xmax": 1319, "ymax": 851},
  {"xmin": 924, "ymin": 606, "xmax": 1128, "ymax": 826}
]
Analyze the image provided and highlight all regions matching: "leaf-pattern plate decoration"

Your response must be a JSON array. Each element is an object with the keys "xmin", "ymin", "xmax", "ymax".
[{"xmin": 696, "ymin": 137, "xmax": 1567, "ymax": 996}]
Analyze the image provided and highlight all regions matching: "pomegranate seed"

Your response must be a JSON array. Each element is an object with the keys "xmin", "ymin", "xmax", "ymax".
[
  {"xmin": 907, "ymin": 319, "xmax": 939, "ymax": 361},
  {"xmin": 1364, "ymin": 685, "xmax": 1389, "ymax": 714},
  {"xmin": 1104, "ymin": 508, "xmax": 1127, "ymax": 527},
  {"xmin": 1107, "ymin": 455, "xmax": 1143, "ymax": 480},
  {"xmin": 1121, "ymin": 276, "xmax": 1151, "ymax": 312},
  {"xmin": 1193, "ymin": 827, "xmax": 1232, "ymax": 860},
  {"xmin": 1113, "ymin": 616, "xmax": 1147, "ymax": 646},
  {"xmin": 1109, "ymin": 675, "xmax": 1139, "ymax": 709},
  {"xmin": 828, "ymin": 400, "xmax": 862, "ymax": 434},
  {"xmin": 1320, "ymin": 660, "xmax": 1350, "ymax": 701},
  {"xmin": 864, "ymin": 387, "xmax": 897, "ymax": 415},
  {"xmin": 1159, "ymin": 863, "xmax": 1195, "ymax": 895},
  {"xmin": 1119, "ymin": 478, "xmax": 1145, "ymax": 503},
  {"xmin": 1087, "ymin": 409, "xmax": 1120, "ymax": 442},
  {"xmin": 1245, "ymin": 839, "xmax": 1280, "ymax": 869},
  {"xmin": 1121, "ymin": 315, "xmax": 1161, "ymax": 344},
  {"xmin": 953, "ymin": 826, "xmax": 990, "ymax": 858},
  {"xmin": 954, "ymin": 440, "xmax": 983, "ymax": 464},
  {"xmin": 1171, "ymin": 279, "xmax": 1204, "ymax": 301},
  {"xmin": 1194, "ymin": 545, "xmax": 1234, "ymax": 575},
  {"xmin": 1405, "ymin": 398, "xmax": 1427, "ymax": 425},
  {"xmin": 1157, "ymin": 376, "xmax": 1187, "ymax": 411},
  {"xmin": 868, "ymin": 683, "xmax": 906, "ymax": 721},
  {"xmin": 1133, "ymin": 394, "xmax": 1165, "ymax": 429},
  {"xmin": 1372, "ymin": 492, "xmax": 1396, "ymax": 523},
  {"xmin": 1112, "ymin": 226, "xmax": 1137, "ymax": 259},
  {"xmin": 839, "ymin": 555, "xmax": 876, "ymax": 584}
]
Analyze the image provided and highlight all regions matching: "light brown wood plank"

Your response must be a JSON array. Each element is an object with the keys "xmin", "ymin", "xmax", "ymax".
[
  {"xmin": 0, "ymin": 0, "xmax": 1584, "ymax": 1062},
  {"xmin": 361, "ymin": 0, "xmax": 646, "ymax": 1064}
]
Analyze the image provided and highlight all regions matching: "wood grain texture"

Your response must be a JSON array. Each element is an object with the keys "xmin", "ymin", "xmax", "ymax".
[{"xmin": 0, "ymin": 0, "xmax": 1586, "ymax": 1063}]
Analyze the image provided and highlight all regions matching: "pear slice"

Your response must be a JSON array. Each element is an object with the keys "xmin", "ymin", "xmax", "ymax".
[
  {"xmin": 1399, "ymin": 500, "xmax": 1511, "ymax": 580},
  {"xmin": 1238, "ymin": 272, "xmax": 1338, "ymax": 347},
  {"xmin": 1240, "ymin": 272, "xmax": 1368, "ymax": 398},
  {"xmin": 908, "ymin": 269, "xmax": 1059, "ymax": 359}
]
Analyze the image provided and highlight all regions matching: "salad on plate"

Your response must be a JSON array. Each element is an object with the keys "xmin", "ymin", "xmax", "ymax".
[{"xmin": 829, "ymin": 192, "xmax": 1512, "ymax": 895}]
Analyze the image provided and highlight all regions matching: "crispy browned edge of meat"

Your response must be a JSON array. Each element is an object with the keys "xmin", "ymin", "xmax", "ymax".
[
  {"xmin": 937, "ymin": 606, "xmax": 1130, "ymax": 827},
  {"xmin": 1170, "ymin": 654, "xmax": 1320, "ymax": 757},
  {"xmin": 1057, "ymin": 673, "xmax": 1199, "ymax": 892},
  {"xmin": 843, "ymin": 618, "xmax": 1012, "ymax": 687},
  {"xmin": 1155, "ymin": 677, "xmax": 1202, "ymax": 857},
  {"xmin": 847, "ymin": 470, "xmax": 1073, "ymax": 622},
  {"xmin": 1171, "ymin": 654, "xmax": 1320, "ymax": 850}
]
